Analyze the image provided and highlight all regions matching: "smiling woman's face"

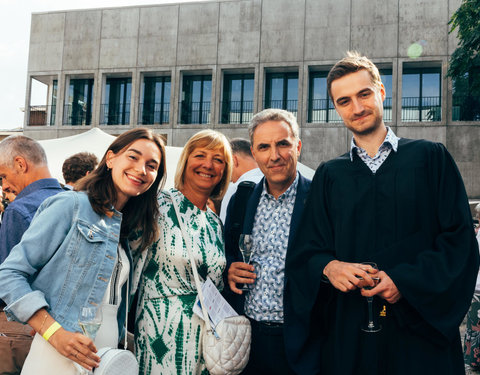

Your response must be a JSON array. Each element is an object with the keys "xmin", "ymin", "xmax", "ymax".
[
  {"xmin": 106, "ymin": 138, "xmax": 161, "ymax": 210},
  {"xmin": 181, "ymin": 147, "xmax": 226, "ymax": 199}
]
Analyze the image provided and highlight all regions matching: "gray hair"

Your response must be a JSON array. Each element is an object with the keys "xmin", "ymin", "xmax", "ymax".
[
  {"xmin": 230, "ymin": 138, "xmax": 253, "ymax": 157},
  {"xmin": 248, "ymin": 108, "xmax": 299, "ymax": 144},
  {"xmin": 0, "ymin": 135, "xmax": 48, "ymax": 168}
]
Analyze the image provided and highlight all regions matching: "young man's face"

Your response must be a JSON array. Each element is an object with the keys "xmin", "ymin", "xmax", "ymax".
[{"xmin": 330, "ymin": 69, "xmax": 386, "ymax": 137}]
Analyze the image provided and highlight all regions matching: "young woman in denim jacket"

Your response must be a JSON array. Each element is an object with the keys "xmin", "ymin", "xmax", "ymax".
[{"xmin": 0, "ymin": 128, "xmax": 166, "ymax": 374}]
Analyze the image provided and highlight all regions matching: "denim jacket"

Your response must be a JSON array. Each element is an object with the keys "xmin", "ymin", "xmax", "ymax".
[{"xmin": 0, "ymin": 191, "xmax": 133, "ymax": 339}]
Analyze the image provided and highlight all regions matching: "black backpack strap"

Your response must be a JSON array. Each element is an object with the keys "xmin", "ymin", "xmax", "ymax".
[{"xmin": 230, "ymin": 180, "xmax": 256, "ymax": 246}]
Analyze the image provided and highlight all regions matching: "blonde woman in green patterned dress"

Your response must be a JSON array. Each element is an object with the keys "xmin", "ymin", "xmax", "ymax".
[{"xmin": 135, "ymin": 130, "xmax": 232, "ymax": 375}]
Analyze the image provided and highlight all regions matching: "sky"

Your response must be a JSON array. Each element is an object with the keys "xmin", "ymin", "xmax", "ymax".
[{"xmin": 0, "ymin": 0, "xmax": 205, "ymax": 130}]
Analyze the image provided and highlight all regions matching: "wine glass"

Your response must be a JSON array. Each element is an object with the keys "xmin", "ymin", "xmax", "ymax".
[
  {"xmin": 360, "ymin": 262, "xmax": 381, "ymax": 333},
  {"xmin": 78, "ymin": 306, "xmax": 102, "ymax": 340},
  {"xmin": 76, "ymin": 306, "xmax": 102, "ymax": 374},
  {"xmin": 238, "ymin": 234, "xmax": 254, "ymax": 291}
]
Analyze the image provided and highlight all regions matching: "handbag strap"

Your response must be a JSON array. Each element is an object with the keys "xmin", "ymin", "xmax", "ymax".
[
  {"xmin": 165, "ymin": 191, "xmax": 214, "ymax": 334},
  {"xmin": 123, "ymin": 276, "xmax": 129, "ymax": 350}
]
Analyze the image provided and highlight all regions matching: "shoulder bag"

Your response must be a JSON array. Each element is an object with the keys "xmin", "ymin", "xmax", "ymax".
[{"xmin": 94, "ymin": 273, "xmax": 138, "ymax": 375}]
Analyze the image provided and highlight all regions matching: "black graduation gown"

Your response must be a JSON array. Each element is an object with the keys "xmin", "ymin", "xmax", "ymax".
[{"xmin": 284, "ymin": 138, "xmax": 479, "ymax": 375}]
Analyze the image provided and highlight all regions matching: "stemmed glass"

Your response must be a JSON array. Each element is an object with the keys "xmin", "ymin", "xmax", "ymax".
[
  {"xmin": 238, "ymin": 234, "xmax": 254, "ymax": 291},
  {"xmin": 360, "ymin": 262, "xmax": 381, "ymax": 333},
  {"xmin": 76, "ymin": 306, "xmax": 102, "ymax": 374}
]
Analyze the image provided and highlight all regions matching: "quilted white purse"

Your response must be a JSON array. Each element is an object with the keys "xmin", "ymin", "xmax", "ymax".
[
  {"xmin": 201, "ymin": 315, "xmax": 251, "ymax": 375},
  {"xmin": 168, "ymin": 191, "xmax": 251, "ymax": 375},
  {"xmin": 94, "ymin": 347, "xmax": 138, "ymax": 375}
]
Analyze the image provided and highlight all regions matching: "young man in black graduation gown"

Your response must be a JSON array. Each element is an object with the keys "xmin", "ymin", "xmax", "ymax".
[{"xmin": 284, "ymin": 52, "xmax": 479, "ymax": 375}]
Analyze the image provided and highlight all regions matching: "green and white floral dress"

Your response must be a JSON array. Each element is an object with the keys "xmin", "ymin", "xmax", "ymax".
[{"xmin": 135, "ymin": 189, "xmax": 226, "ymax": 375}]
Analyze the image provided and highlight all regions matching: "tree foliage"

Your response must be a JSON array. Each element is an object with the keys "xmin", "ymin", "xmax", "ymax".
[
  {"xmin": 448, "ymin": 0, "xmax": 480, "ymax": 120},
  {"xmin": 448, "ymin": 0, "xmax": 480, "ymax": 92}
]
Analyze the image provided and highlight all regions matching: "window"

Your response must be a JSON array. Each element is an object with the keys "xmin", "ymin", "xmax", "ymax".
[
  {"xmin": 402, "ymin": 67, "xmax": 441, "ymax": 122},
  {"xmin": 102, "ymin": 77, "xmax": 131, "ymax": 125},
  {"xmin": 139, "ymin": 76, "xmax": 171, "ymax": 125},
  {"xmin": 264, "ymin": 72, "xmax": 298, "ymax": 116},
  {"xmin": 380, "ymin": 69, "xmax": 392, "ymax": 122},
  {"xmin": 63, "ymin": 78, "xmax": 94, "ymax": 125},
  {"xmin": 180, "ymin": 75, "xmax": 211, "ymax": 124},
  {"xmin": 221, "ymin": 73, "xmax": 254, "ymax": 124},
  {"xmin": 452, "ymin": 70, "xmax": 480, "ymax": 121},
  {"xmin": 308, "ymin": 71, "xmax": 341, "ymax": 123},
  {"xmin": 28, "ymin": 77, "xmax": 56, "ymax": 126},
  {"xmin": 50, "ymin": 80, "xmax": 57, "ymax": 125}
]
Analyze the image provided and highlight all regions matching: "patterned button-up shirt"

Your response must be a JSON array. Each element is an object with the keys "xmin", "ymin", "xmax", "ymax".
[
  {"xmin": 350, "ymin": 127, "xmax": 399, "ymax": 173},
  {"xmin": 245, "ymin": 173, "xmax": 299, "ymax": 322}
]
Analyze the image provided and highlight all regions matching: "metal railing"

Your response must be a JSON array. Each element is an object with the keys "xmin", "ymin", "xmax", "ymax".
[
  {"xmin": 180, "ymin": 101, "xmax": 211, "ymax": 124},
  {"xmin": 28, "ymin": 105, "xmax": 56, "ymax": 126},
  {"xmin": 221, "ymin": 100, "xmax": 254, "ymax": 124},
  {"xmin": 100, "ymin": 103, "xmax": 130, "ymax": 125},
  {"xmin": 382, "ymin": 97, "xmax": 392, "ymax": 123},
  {"xmin": 63, "ymin": 104, "xmax": 92, "ymax": 125},
  {"xmin": 139, "ymin": 102, "xmax": 170, "ymax": 124},
  {"xmin": 264, "ymin": 100, "xmax": 298, "ymax": 117},
  {"xmin": 401, "ymin": 96, "xmax": 441, "ymax": 122},
  {"xmin": 308, "ymin": 99, "xmax": 342, "ymax": 123},
  {"xmin": 452, "ymin": 95, "xmax": 480, "ymax": 121}
]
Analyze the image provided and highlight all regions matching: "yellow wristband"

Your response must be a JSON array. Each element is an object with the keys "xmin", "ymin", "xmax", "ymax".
[{"xmin": 42, "ymin": 322, "xmax": 61, "ymax": 341}]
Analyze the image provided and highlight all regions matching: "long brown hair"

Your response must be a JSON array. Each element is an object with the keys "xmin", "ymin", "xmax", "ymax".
[{"xmin": 76, "ymin": 128, "xmax": 166, "ymax": 251}]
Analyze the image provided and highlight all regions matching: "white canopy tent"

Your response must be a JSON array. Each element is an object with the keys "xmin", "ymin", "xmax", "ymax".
[{"xmin": 38, "ymin": 127, "xmax": 315, "ymax": 189}]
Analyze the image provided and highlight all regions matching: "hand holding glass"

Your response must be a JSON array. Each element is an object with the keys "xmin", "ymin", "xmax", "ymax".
[
  {"xmin": 76, "ymin": 307, "xmax": 102, "ymax": 374},
  {"xmin": 360, "ymin": 262, "xmax": 381, "ymax": 333},
  {"xmin": 238, "ymin": 234, "xmax": 254, "ymax": 291}
]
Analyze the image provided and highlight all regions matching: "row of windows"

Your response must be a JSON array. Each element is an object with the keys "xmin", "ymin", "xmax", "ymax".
[{"xmin": 30, "ymin": 65, "xmax": 479, "ymax": 127}]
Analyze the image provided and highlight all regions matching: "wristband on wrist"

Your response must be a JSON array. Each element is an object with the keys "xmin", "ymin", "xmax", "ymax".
[{"xmin": 42, "ymin": 321, "xmax": 61, "ymax": 341}]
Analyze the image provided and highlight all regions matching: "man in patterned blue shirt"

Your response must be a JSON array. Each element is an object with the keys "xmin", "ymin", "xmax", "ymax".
[
  {"xmin": 223, "ymin": 108, "xmax": 311, "ymax": 375},
  {"xmin": 284, "ymin": 52, "xmax": 478, "ymax": 375}
]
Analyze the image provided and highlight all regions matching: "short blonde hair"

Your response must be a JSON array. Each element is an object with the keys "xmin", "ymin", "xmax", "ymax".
[{"xmin": 174, "ymin": 130, "xmax": 233, "ymax": 200}]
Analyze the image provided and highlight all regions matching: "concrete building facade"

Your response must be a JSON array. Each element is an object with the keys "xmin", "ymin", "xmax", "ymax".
[{"xmin": 23, "ymin": 0, "xmax": 480, "ymax": 197}]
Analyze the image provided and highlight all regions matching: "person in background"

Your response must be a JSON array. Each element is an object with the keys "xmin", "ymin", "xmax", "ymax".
[
  {"xmin": 464, "ymin": 203, "xmax": 480, "ymax": 370},
  {"xmin": 220, "ymin": 138, "xmax": 263, "ymax": 223},
  {"xmin": 285, "ymin": 51, "xmax": 478, "ymax": 375},
  {"xmin": 0, "ymin": 128, "xmax": 166, "ymax": 375},
  {"xmin": 223, "ymin": 109, "xmax": 311, "ymax": 375},
  {"xmin": 0, "ymin": 135, "xmax": 64, "ymax": 374},
  {"xmin": 62, "ymin": 152, "xmax": 98, "ymax": 190},
  {"xmin": 0, "ymin": 135, "xmax": 64, "ymax": 264},
  {"xmin": 134, "ymin": 129, "xmax": 232, "ymax": 375}
]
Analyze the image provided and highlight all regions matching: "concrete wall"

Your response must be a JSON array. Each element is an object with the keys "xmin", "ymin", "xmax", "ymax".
[{"xmin": 23, "ymin": 0, "xmax": 480, "ymax": 197}]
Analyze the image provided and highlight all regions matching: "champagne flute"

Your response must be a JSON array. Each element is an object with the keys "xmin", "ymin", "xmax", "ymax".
[
  {"xmin": 360, "ymin": 262, "xmax": 381, "ymax": 333},
  {"xmin": 78, "ymin": 306, "xmax": 102, "ymax": 340},
  {"xmin": 76, "ymin": 306, "xmax": 102, "ymax": 374},
  {"xmin": 238, "ymin": 234, "xmax": 254, "ymax": 291}
]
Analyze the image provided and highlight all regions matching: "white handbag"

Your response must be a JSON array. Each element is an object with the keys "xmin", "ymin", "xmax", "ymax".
[
  {"xmin": 168, "ymin": 191, "xmax": 251, "ymax": 375},
  {"xmin": 93, "ymin": 278, "xmax": 139, "ymax": 375},
  {"xmin": 94, "ymin": 347, "xmax": 138, "ymax": 375}
]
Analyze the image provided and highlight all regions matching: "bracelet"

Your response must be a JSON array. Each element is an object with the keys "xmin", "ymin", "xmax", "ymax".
[
  {"xmin": 39, "ymin": 313, "xmax": 48, "ymax": 333},
  {"xmin": 42, "ymin": 322, "xmax": 61, "ymax": 341}
]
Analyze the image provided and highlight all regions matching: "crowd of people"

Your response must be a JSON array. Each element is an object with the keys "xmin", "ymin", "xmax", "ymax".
[{"xmin": 0, "ymin": 52, "xmax": 478, "ymax": 375}]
